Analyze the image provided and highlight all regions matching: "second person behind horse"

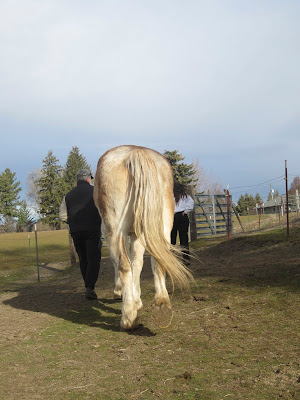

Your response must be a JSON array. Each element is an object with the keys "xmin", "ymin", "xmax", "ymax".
[{"xmin": 171, "ymin": 181, "xmax": 195, "ymax": 265}]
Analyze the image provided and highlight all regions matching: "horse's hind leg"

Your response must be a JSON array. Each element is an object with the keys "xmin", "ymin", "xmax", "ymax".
[
  {"xmin": 151, "ymin": 210, "xmax": 173, "ymax": 327},
  {"xmin": 151, "ymin": 257, "xmax": 171, "ymax": 309},
  {"xmin": 108, "ymin": 234, "xmax": 138, "ymax": 330},
  {"xmin": 102, "ymin": 224, "xmax": 122, "ymax": 299},
  {"xmin": 113, "ymin": 268, "xmax": 122, "ymax": 300},
  {"xmin": 151, "ymin": 257, "xmax": 173, "ymax": 328},
  {"xmin": 130, "ymin": 234, "xmax": 145, "ymax": 311}
]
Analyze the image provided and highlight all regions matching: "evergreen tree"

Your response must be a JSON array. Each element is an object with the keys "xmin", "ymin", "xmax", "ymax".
[
  {"xmin": 163, "ymin": 150, "xmax": 197, "ymax": 185},
  {"xmin": 17, "ymin": 200, "xmax": 35, "ymax": 232},
  {"xmin": 248, "ymin": 194, "xmax": 256, "ymax": 209},
  {"xmin": 37, "ymin": 151, "xmax": 65, "ymax": 229},
  {"xmin": 237, "ymin": 194, "xmax": 246, "ymax": 215},
  {"xmin": 0, "ymin": 168, "xmax": 21, "ymax": 219},
  {"xmin": 63, "ymin": 146, "xmax": 90, "ymax": 192},
  {"xmin": 255, "ymin": 193, "xmax": 262, "ymax": 205},
  {"xmin": 237, "ymin": 193, "xmax": 256, "ymax": 215}
]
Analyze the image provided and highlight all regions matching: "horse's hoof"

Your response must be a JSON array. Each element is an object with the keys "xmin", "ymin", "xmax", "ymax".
[
  {"xmin": 120, "ymin": 316, "xmax": 139, "ymax": 331},
  {"xmin": 151, "ymin": 302, "xmax": 173, "ymax": 328}
]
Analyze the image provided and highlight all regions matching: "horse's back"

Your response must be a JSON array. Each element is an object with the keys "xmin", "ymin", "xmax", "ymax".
[{"xmin": 97, "ymin": 145, "xmax": 170, "ymax": 172}]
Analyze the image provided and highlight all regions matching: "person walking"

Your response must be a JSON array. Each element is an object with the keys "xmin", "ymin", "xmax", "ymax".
[
  {"xmin": 171, "ymin": 181, "xmax": 194, "ymax": 265},
  {"xmin": 59, "ymin": 169, "xmax": 101, "ymax": 300}
]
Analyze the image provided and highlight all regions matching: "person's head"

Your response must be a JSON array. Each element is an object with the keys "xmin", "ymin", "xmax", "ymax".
[
  {"xmin": 174, "ymin": 180, "xmax": 189, "ymax": 203},
  {"xmin": 76, "ymin": 169, "xmax": 93, "ymax": 184}
]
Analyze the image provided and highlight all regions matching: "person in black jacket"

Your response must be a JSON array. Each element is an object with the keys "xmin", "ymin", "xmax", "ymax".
[{"xmin": 59, "ymin": 169, "xmax": 101, "ymax": 300}]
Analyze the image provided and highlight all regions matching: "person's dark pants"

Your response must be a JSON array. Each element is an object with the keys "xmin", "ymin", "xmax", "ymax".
[
  {"xmin": 171, "ymin": 212, "xmax": 190, "ymax": 262},
  {"xmin": 71, "ymin": 230, "xmax": 101, "ymax": 289}
]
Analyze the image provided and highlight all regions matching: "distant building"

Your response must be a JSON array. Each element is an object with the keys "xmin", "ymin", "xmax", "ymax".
[
  {"xmin": 259, "ymin": 192, "xmax": 299, "ymax": 214},
  {"xmin": 260, "ymin": 196, "xmax": 283, "ymax": 214}
]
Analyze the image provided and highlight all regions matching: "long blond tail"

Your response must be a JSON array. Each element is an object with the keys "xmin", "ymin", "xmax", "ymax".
[{"xmin": 125, "ymin": 149, "xmax": 193, "ymax": 289}]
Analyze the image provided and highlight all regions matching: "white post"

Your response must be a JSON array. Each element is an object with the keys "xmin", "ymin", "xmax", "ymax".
[{"xmin": 296, "ymin": 189, "xmax": 299, "ymax": 213}]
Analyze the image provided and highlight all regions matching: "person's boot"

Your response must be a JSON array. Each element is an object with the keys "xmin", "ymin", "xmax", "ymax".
[{"xmin": 85, "ymin": 287, "xmax": 98, "ymax": 300}]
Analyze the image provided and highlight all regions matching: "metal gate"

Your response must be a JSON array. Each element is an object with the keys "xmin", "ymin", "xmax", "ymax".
[{"xmin": 192, "ymin": 194, "xmax": 233, "ymax": 237}]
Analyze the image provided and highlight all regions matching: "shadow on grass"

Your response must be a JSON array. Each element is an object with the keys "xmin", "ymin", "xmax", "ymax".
[{"xmin": 2, "ymin": 278, "xmax": 156, "ymax": 337}]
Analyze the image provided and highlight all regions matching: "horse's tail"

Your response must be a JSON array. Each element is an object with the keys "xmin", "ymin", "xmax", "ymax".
[{"xmin": 126, "ymin": 148, "xmax": 193, "ymax": 289}]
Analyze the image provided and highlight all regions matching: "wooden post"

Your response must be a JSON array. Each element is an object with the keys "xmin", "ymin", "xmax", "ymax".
[
  {"xmin": 189, "ymin": 186, "xmax": 198, "ymax": 241},
  {"xmin": 232, "ymin": 203, "xmax": 245, "ymax": 233},
  {"xmin": 34, "ymin": 224, "xmax": 40, "ymax": 282},
  {"xmin": 247, "ymin": 207, "xmax": 250, "ymax": 230}
]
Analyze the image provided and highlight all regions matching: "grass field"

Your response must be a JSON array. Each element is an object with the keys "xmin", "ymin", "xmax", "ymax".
[
  {"xmin": 0, "ymin": 224, "xmax": 299, "ymax": 399},
  {"xmin": 0, "ymin": 211, "xmax": 295, "ymax": 269},
  {"xmin": 0, "ymin": 229, "xmax": 70, "ymax": 268},
  {"xmin": 0, "ymin": 230, "xmax": 110, "ymax": 286}
]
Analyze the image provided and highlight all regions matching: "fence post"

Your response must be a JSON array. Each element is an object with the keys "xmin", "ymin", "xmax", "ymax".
[
  {"xmin": 189, "ymin": 185, "xmax": 197, "ymax": 241},
  {"xmin": 232, "ymin": 203, "xmax": 245, "ymax": 233},
  {"xmin": 247, "ymin": 207, "xmax": 250, "ymax": 230},
  {"xmin": 285, "ymin": 160, "xmax": 289, "ymax": 237},
  {"xmin": 34, "ymin": 224, "xmax": 40, "ymax": 282},
  {"xmin": 258, "ymin": 203, "xmax": 262, "ymax": 229},
  {"xmin": 296, "ymin": 189, "xmax": 299, "ymax": 217},
  {"xmin": 226, "ymin": 185, "xmax": 230, "ymax": 240},
  {"xmin": 212, "ymin": 194, "xmax": 217, "ymax": 235},
  {"xmin": 28, "ymin": 234, "xmax": 32, "ymax": 264}
]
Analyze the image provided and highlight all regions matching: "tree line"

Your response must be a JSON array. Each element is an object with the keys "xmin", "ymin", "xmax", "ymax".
[
  {"xmin": 0, "ymin": 147, "xmax": 202, "ymax": 232},
  {"xmin": 2, "ymin": 146, "xmax": 298, "ymax": 229},
  {"xmin": 235, "ymin": 187, "xmax": 297, "ymax": 215},
  {"xmin": 0, "ymin": 146, "xmax": 90, "ymax": 232}
]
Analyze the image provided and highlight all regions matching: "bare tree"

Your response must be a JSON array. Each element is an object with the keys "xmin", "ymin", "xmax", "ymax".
[
  {"xmin": 289, "ymin": 176, "xmax": 300, "ymax": 195},
  {"xmin": 192, "ymin": 158, "xmax": 223, "ymax": 194},
  {"xmin": 26, "ymin": 168, "xmax": 43, "ymax": 212}
]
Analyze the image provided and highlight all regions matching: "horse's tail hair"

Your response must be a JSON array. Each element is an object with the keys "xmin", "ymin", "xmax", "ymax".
[{"xmin": 125, "ymin": 149, "xmax": 193, "ymax": 290}]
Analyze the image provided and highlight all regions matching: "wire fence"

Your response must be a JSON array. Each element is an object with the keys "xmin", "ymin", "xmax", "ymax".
[
  {"xmin": 230, "ymin": 167, "xmax": 300, "ymax": 205},
  {"xmin": 0, "ymin": 229, "xmax": 71, "ymax": 276},
  {"xmin": 1, "ymin": 164, "xmax": 300, "ymax": 280}
]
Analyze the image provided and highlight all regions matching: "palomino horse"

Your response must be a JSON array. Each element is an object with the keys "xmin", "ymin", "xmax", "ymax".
[{"xmin": 93, "ymin": 145, "xmax": 192, "ymax": 330}]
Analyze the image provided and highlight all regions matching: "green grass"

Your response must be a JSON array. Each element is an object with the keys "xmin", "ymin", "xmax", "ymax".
[
  {"xmin": 0, "ymin": 230, "xmax": 70, "ymax": 268},
  {"xmin": 0, "ymin": 229, "xmax": 110, "ymax": 287}
]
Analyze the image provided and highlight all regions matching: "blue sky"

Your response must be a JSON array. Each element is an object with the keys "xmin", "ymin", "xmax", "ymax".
[{"xmin": 1, "ymin": 0, "xmax": 299, "ymax": 203}]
